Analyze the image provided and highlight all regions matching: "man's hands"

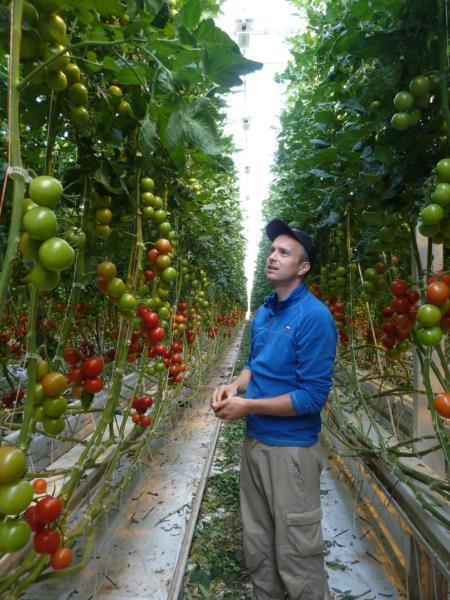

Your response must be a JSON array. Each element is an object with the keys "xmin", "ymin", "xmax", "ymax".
[{"xmin": 211, "ymin": 383, "xmax": 250, "ymax": 421}]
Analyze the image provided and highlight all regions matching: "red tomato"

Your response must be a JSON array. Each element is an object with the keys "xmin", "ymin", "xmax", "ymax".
[
  {"xmin": 81, "ymin": 357, "xmax": 104, "ymax": 378},
  {"xmin": 148, "ymin": 327, "xmax": 165, "ymax": 342},
  {"xmin": 382, "ymin": 336, "xmax": 396, "ymax": 349},
  {"xmin": 131, "ymin": 413, "xmax": 141, "ymax": 424},
  {"xmin": 67, "ymin": 367, "xmax": 84, "ymax": 384},
  {"xmin": 63, "ymin": 348, "xmax": 80, "ymax": 366},
  {"xmin": 155, "ymin": 238, "xmax": 172, "ymax": 254},
  {"xmin": 142, "ymin": 311, "xmax": 159, "ymax": 329},
  {"xmin": 406, "ymin": 290, "xmax": 420, "ymax": 304},
  {"xmin": 390, "ymin": 280, "xmax": 408, "ymax": 297},
  {"xmin": 171, "ymin": 343, "xmax": 183, "ymax": 353},
  {"xmin": 382, "ymin": 320, "xmax": 398, "ymax": 337},
  {"xmin": 382, "ymin": 307, "xmax": 395, "ymax": 319},
  {"xmin": 97, "ymin": 278, "xmax": 108, "ymax": 294},
  {"xmin": 33, "ymin": 528, "xmax": 61, "ymax": 554},
  {"xmin": 24, "ymin": 505, "xmax": 46, "ymax": 532},
  {"xmin": 36, "ymin": 496, "xmax": 63, "ymax": 524},
  {"xmin": 32, "ymin": 479, "xmax": 47, "ymax": 494},
  {"xmin": 50, "ymin": 546, "xmax": 73, "ymax": 569},
  {"xmin": 140, "ymin": 415, "xmax": 152, "ymax": 427},
  {"xmin": 83, "ymin": 377, "xmax": 104, "ymax": 394},
  {"xmin": 144, "ymin": 270, "xmax": 155, "ymax": 281},
  {"xmin": 147, "ymin": 249, "xmax": 159, "ymax": 264},
  {"xmin": 153, "ymin": 344, "xmax": 166, "ymax": 355},
  {"xmin": 434, "ymin": 392, "xmax": 450, "ymax": 418},
  {"xmin": 391, "ymin": 296, "xmax": 410, "ymax": 313},
  {"xmin": 427, "ymin": 281, "xmax": 449, "ymax": 305}
]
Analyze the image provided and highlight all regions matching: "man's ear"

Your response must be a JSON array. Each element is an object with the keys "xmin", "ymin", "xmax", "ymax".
[{"xmin": 298, "ymin": 262, "xmax": 311, "ymax": 278}]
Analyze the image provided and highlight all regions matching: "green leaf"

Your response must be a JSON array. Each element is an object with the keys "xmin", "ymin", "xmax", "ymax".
[
  {"xmin": 139, "ymin": 117, "xmax": 158, "ymax": 156},
  {"xmin": 86, "ymin": 0, "xmax": 122, "ymax": 15},
  {"xmin": 178, "ymin": 0, "xmax": 201, "ymax": 30},
  {"xmin": 167, "ymin": 97, "xmax": 222, "ymax": 156},
  {"xmin": 151, "ymin": 0, "xmax": 169, "ymax": 28},
  {"xmin": 196, "ymin": 18, "xmax": 263, "ymax": 86},
  {"xmin": 115, "ymin": 66, "xmax": 147, "ymax": 85},
  {"xmin": 86, "ymin": 50, "xmax": 101, "ymax": 72},
  {"xmin": 102, "ymin": 56, "xmax": 120, "ymax": 72}
]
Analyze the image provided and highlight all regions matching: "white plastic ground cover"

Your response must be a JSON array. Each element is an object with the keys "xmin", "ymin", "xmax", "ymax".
[
  {"xmin": 320, "ymin": 449, "xmax": 406, "ymax": 599},
  {"xmin": 24, "ymin": 336, "xmax": 243, "ymax": 600}
]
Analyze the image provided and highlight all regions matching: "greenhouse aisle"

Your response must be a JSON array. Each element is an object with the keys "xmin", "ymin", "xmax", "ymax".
[{"xmin": 27, "ymin": 330, "xmax": 404, "ymax": 600}]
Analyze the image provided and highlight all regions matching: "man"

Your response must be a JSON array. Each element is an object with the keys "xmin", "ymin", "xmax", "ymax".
[{"xmin": 211, "ymin": 218, "xmax": 337, "ymax": 600}]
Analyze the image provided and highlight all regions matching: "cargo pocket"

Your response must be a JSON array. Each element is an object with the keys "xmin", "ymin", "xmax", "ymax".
[{"xmin": 285, "ymin": 506, "xmax": 324, "ymax": 557}]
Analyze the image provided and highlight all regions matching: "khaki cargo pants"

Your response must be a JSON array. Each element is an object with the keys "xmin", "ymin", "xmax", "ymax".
[{"xmin": 240, "ymin": 435, "xmax": 329, "ymax": 600}]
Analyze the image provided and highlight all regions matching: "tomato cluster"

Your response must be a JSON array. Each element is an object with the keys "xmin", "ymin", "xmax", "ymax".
[
  {"xmin": 376, "ymin": 280, "xmax": 418, "ymax": 357},
  {"xmin": 391, "ymin": 74, "xmax": 431, "ymax": 132},
  {"xmin": 96, "ymin": 261, "xmax": 137, "ymax": 319},
  {"xmin": 32, "ymin": 363, "xmax": 68, "ymax": 435},
  {"xmin": 20, "ymin": 176, "xmax": 75, "ymax": 292},
  {"xmin": 418, "ymin": 158, "xmax": 450, "ymax": 244},
  {"xmin": 24, "ymin": 478, "xmax": 73, "ymax": 569},
  {"xmin": 415, "ymin": 275, "xmax": 450, "ymax": 346},
  {"xmin": 65, "ymin": 349, "xmax": 105, "ymax": 398},
  {"xmin": 0, "ymin": 446, "xmax": 33, "ymax": 554},
  {"xmin": 327, "ymin": 298, "xmax": 349, "ymax": 347},
  {"xmin": 131, "ymin": 395, "xmax": 154, "ymax": 427}
]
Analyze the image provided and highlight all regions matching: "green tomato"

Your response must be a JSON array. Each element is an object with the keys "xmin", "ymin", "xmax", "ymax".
[
  {"xmin": 95, "ymin": 208, "xmax": 112, "ymax": 225},
  {"xmin": 391, "ymin": 112, "xmax": 411, "ymax": 131},
  {"xmin": 436, "ymin": 158, "xmax": 450, "ymax": 182},
  {"xmin": 364, "ymin": 267, "xmax": 376, "ymax": 280},
  {"xmin": 18, "ymin": 232, "xmax": 41, "ymax": 261},
  {"xmin": 152, "ymin": 196, "xmax": 164, "ymax": 209},
  {"xmin": 158, "ymin": 306, "xmax": 171, "ymax": 319},
  {"xmin": 108, "ymin": 85, "xmax": 123, "ymax": 107},
  {"xmin": 23, "ymin": 206, "xmax": 58, "ymax": 241},
  {"xmin": 33, "ymin": 383, "xmax": 45, "ymax": 405},
  {"xmin": 29, "ymin": 176, "xmax": 63, "ymax": 209},
  {"xmin": 140, "ymin": 177, "xmax": 154, "ymax": 192},
  {"xmin": 409, "ymin": 108, "xmax": 422, "ymax": 126},
  {"xmin": 416, "ymin": 326, "xmax": 443, "ymax": 346},
  {"xmin": 44, "ymin": 44, "xmax": 70, "ymax": 71},
  {"xmin": 152, "ymin": 209, "xmax": 167, "ymax": 224},
  {"xmin": 43, "ymin": 416, "xmax": 65, "ymax": 435},
  {"xmin": 33, "ymin": 405, "xmax": 45, "ymax": 421},
  {"xmin": 431, "ymin": 183, "xmax": 450, "ymax": 206},
  {"xmin": 141, "ymin": 192, "xmax": 155, "ymax": 206},
  {"xmin": 68, "ymin": 82, "xmax": 88, "ymax": 105},
  {"xmin": 47, "ymin": 70, "xmax": 68, "ymax": 92},
  {"xmin": 420, "ymin": 203, "xmax": 444, "ymax": 225},
  {"xmin": 418, "ymin": 222, "xmax": 440, "ymax": 237},
  {"xmin": 158, "ymin": 221, "xmax": 172, "ymax": 235},
  {"xmin": 0, "ymin": 447, "xmax": 27, "ymax": 484},
  {"xmin": 0, "ymin": 520, "xmax": 31, "ymax": 553},
  {"xmin": 142, "ymin": 206, "xmax": 155, "ymax": 219},
  {"xmin": 416, "ymin": 304, "xmax": 442, "ymax": 327},
  {"xmin": 37, "ymin": 13, "xmax": 67, "ymax": 44},
  {"xmin": 161, "ymin": 267, "xmax": 177, "ymax": 283},
  {"xmin": 27, "ymin": 264, "xmax": 60, "ymax": 291},
  {"xmin": 70, "ymin": 106, "xmax": 89, "ymax": 130},
  {"xmin": 107, "ymin": 277, "xmax": 126, "ymax": 298},
  {"xmin": 38, "ymin": 237, "xmax": 74, "ymax": 272},
  {"xmin": 23, "ymin": 1, "xmax": 39, "ymax": 26},
  {"xmin": 95, "ymin": 224, "xmax": 111, "ymax": 238},
  {"xmin": 394, "ymin": 91, "xmax": 414, "ymax": 111},
  {"xmin": 0, "ymin": 480, "xmax": 33, "ymax": 515},
  {"xmin": 118, "ymin": 293, "xmax": 137, "ymax": 312},
  {"xmin": 409, "ymin": 75, "xmax": 430, "ymax": 97},
  {"xmin": 43, "ymin": 396, "xmax": 68, "ymax": 418},
  {"xmin": 64, "ymin": 63, "xmax": 81, "ymax": 84},
  {"xmin": 20, "ymin": 32, "xmax": 42, "ymax": 61}
]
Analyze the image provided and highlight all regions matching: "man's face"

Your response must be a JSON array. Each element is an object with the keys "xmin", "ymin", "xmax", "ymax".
[{"xmin": 266, "ymin": 234, "xmax": 309, "ymax": 285}]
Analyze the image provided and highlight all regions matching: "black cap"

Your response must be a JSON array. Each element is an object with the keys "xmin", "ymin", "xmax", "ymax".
[{"xmin": 266, "ymin": 219, "xmax": 317, "ymax": 267}]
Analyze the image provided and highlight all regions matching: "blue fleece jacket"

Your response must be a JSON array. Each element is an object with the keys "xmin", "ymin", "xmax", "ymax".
[{"xmin": 244, "ymin": 283, "xmax": 337, "ymax": 447}]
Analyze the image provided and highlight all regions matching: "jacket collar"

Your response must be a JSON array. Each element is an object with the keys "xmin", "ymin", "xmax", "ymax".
[{"xmin": 264, "ymin": 282, "xmax": 307, "ymax": 313}]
